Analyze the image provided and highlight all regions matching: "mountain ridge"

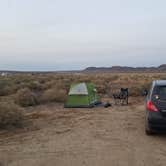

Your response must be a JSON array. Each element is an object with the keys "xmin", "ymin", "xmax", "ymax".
[
  {"xmin": 84, "ymin": 64, "xmax": 166, "ymax": 73},
  {"xmin": 0, "ymin": 64, "xmax": 166, "ymax": 73}
]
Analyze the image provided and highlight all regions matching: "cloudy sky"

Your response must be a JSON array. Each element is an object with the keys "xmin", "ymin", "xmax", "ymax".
[{"xmin": 0, "ymin": 0, "xmax": 166, "ymax": 71}]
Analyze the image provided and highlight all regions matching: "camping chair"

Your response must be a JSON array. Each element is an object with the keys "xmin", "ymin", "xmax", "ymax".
[{"xmin": 113, "ymin": 88, "xmax": 129, "ymax": 105}]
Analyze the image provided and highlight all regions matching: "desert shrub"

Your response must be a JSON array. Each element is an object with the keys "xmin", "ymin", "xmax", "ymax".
[
  {"xmin": 95, "ymin": 84, "xmax": 106, "ymax": 95},
  {"xmin": 0, "ymin": 79, "xmax": 17, "ymax": 96},
  {"xmin": 129, "ymin": 84, "xmax": 149, "ymax": 97},
  {"xmin": 40, "ymin": 87, "xmax": 67, "ymax": 103},
  {"xmin": 109, "ymin": 75, "xmax": 119, "ymax": 81},
  {"xmin": 0, "ymin": 85, "xmax": 12, "ymax": 96},
  {"xmin": 63, "ymin": 78, "xmax": 71, "ymax": 90},
  {"xmin": 42, "ymin": 80, "xmax": 56, "ymax": 90},
  {"xmin": 141, "ymin": 82, "xmax": 151, "ymax": 90},
  {"xmin": 0, "ymin": 101, "xmax": 24, "ymax": 128},
  {"xmin": 27, "ymin": 81, "xmax": 42, "ymax": 91},
  {"xmin": 129, "ymin": 86, "xmax": 142, "ymax": 96},
  {"xmin": 15, "ymin": 88, "xmax": 38, "ymax": 107}
]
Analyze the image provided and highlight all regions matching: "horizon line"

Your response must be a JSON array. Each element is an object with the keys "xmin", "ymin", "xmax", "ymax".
[{"xmin": 0, "ymin": 64, "xmax": 165, "ymax": 72}]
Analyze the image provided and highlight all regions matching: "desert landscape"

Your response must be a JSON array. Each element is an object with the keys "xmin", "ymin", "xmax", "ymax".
[
  {"xmin": 1, "ymin": 0, "xmax": 166, "ymax": 165},
  {"xmin": 0, "ymin": 72, "xmax": 166, "ymax": 166}
]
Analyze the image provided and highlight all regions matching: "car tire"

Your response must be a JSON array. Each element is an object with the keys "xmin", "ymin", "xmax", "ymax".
[
  {"xmin": 145, "ymin": 128, "xmax": 154, "ymax": 135},
  {"xmin": 145, "ymin": 120, "xmax": 155, "ymax": 135}
]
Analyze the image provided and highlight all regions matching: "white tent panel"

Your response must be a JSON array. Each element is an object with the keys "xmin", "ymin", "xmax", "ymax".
[{"xmin": 69, "ymin": 83, "xmax": 88, "ymax": 95}]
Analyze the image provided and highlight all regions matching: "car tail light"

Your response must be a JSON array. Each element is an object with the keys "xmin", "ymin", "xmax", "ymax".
[{"xmin": 146, "ymin": 101, "xmax": 158, "ymax": 112}]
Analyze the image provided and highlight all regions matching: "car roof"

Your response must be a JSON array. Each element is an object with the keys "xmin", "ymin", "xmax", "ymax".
[{"xmin": 154, "ymin": 80, "xmax": 166, "ymax": 86}]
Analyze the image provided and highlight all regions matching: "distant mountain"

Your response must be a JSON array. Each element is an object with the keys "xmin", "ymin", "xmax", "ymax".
[
  {"xmin": 158, "ymin": 64, "xmax": 166, "ymax": 70},
  {"xmin": 83, "ymin": 64, "xmax": 166, "ymax": 73},
  {"xmin": 1, "ymin": 64, "xmax": 166, "ymax": 74}
]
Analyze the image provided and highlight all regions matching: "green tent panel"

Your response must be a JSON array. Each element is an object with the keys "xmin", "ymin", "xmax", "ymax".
[{"xmin": 64, "ymin": 82, "xmax": 100, "ymax": 108}]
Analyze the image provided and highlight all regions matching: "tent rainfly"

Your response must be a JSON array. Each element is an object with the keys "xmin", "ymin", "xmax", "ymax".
[{"xmin": 64, "ymin": 83, "xmax": 100, "ymax": 108}]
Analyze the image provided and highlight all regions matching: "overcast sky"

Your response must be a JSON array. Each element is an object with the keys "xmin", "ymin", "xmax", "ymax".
[{"xmin": 0, "ymin": 0, "xmax": 166, "ymax": 71}]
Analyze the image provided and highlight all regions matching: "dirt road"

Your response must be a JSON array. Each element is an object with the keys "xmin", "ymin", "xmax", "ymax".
[{"xmin": 0, "ymin": 99, "xmax": 166, "ymax": 166}]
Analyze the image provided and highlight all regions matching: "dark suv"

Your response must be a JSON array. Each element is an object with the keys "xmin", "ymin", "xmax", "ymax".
[{"xmin": 145, "ymin": 80, "xmax": 166, "ymax": 135}]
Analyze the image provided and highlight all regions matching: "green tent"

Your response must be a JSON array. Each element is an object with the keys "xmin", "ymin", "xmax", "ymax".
[{"xmin": 64, "ymin": 82, "xmax": 100, "ymax": 108}]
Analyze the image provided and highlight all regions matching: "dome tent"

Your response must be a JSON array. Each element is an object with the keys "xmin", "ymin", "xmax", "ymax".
[{"xmin": 64, "ymin": 82, "xmax": 100, "ymax": 108}]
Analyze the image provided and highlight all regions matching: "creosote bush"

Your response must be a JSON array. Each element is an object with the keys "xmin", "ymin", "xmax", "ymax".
[
  {"xmin": 15, "ymin": 88, "xmax": 38, "ymax": 107},
  {"xmin": 0, "ymin": 101, "xmax": 24, "ymax": 128},
  {"xmin": 0, "ymin": 79, "xmax": 16, "ymax": 96},
  {"xmin": 27, "ymin": 81, "xmax": 43, "ymax": 91},
  {"xmin": 41, "ymin": 87, "xmax": 67, "ymax": 103}
]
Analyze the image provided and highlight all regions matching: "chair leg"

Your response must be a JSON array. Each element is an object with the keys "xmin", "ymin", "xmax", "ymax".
[{"xmin": 126, "ymin": 97, "xmax": 128, "ymax": 105}]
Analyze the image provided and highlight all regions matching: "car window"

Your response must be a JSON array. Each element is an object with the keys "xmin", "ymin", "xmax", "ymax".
[{"xmin": 154, "ymin": 86, "xmax": 166, "ymax": 100}]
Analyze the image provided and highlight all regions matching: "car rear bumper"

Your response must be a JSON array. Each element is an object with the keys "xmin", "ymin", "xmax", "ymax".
[{"xmin": 147, "ymin": 111, "xmax": 166, "ymax": 132}]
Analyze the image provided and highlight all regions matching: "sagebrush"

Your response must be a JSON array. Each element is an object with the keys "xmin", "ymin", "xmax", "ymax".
[{"xmin": 0, "ymin": 101, "xmax": 24, "ymax": 128}]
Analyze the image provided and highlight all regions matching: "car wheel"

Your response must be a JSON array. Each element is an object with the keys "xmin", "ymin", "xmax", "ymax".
[
  {"xmin": 145, "ymin": 117, "xmax": 155, "ymax": 135},
  {"xmin": 145, "ymin": 128, "xmax": 154, "ymax": 135}
]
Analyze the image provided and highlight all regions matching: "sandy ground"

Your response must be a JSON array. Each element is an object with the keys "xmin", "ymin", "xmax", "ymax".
[{"xmin": 0, "ymin": 98, "xmax": 166, "ymax": 166}]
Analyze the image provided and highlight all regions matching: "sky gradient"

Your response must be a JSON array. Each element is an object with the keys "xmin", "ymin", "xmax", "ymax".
[{"xmin": 0, "ymin": 0, "xmax": 166, "ymax": 71}]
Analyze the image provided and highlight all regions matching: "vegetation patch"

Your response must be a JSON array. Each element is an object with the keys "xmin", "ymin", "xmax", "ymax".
[
  {"xmin": 0, "ymin": 101, "xmax": 24, "ymax": 129},
  {"xmin": 41, "ymin": 87, "xmax": 67, "ymax": 103},
  {"xmin": 15, "ymin": 88, "xmax": 39, "ymax": 107}
]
